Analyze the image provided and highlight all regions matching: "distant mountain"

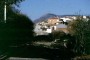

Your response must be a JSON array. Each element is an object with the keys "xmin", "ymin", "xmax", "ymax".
[
  {"xmin": 34, "ymin": 13, "xmax": 89, "ymax": 23},
  {"xmin": 34, "ymin": 13, "xmax": 57, "ymax": 23}
]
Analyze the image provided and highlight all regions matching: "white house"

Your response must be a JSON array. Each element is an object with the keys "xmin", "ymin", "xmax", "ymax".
[{"xmin": 60, "ymin": 17, "xmax": 72, "ymax": 22}]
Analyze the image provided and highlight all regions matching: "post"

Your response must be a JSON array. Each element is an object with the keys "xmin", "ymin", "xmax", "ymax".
[{"xmin": 4, "ymin": 2, "xmax": 6, "ymax": 23}]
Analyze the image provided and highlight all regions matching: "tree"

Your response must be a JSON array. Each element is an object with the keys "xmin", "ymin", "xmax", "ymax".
[
  {"xmin": 0, "ymin": 7, "xmax": 34, "ymax": 47},
  {"xmin": 0, "ymin": 0, "xmax": 25, "ymax": 22},
  {"xmin": 68, "ymin": 17, "xmax": 90, "ymax": 55},
  {"xmin": 51, "ymin": 31, "xmax": 66, "ymax": 41},
  {"xmin": 0, "ymin": 0, "xmax": 34, "ymax": 52},
  {"xmin": 0, "ymin": 0, "xmax": 25, "ymax": 5},
  {"xmin": 85, "ymin": 19, "xmax": 90, "ymax": 54}
]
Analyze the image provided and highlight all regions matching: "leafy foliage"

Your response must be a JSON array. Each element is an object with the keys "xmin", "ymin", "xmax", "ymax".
[
  {"xmin": 0, "ymin": 0, "xmax": 25, "ymax": 22},
  {"xmin": 0, "ymin": 6, "xmax": 34, "ymax": 51},
  {"xmin": 68, "ymin": 17, "xmax": 90, "ymax": 55},
  {"xmin": 0, "ymin": 0, "xmax": 25, "ymax": 6},
  {"xmin": 51, "ymin": 31, "xmax": 66, "ymax": 40}
]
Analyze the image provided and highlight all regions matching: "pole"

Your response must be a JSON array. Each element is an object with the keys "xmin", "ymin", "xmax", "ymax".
[{"xmin": 4, "ymin": 2, "xmax": 6, "ymax": 23}]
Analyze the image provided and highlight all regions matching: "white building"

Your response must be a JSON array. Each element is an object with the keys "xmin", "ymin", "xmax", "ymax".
[{"xmin": 60, "ymin": 17, "xmax": 72, "ymax": 22}]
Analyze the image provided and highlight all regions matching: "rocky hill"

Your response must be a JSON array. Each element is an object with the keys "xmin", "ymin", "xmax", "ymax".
[
  {"xmin": 34, "ymin": 13, "xmax": 57, "ymax": 23},
  {"xmin": 34, "ymin": 13, "xmax": 87, "ymax": 23}
]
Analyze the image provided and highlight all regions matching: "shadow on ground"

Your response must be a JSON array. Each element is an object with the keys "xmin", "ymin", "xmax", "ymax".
[{"xmin": 7, "ymin": 45, "xmax": 75, "ymax": 60}]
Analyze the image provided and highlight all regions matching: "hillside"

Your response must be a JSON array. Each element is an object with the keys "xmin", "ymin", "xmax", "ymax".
[
  {"xmin": 34, "ymin": 13, "xmax": 57, "ymax": 23},
  {"xmin": 34, "ymin": 13, "xmax": 88, "ymax": 23}
]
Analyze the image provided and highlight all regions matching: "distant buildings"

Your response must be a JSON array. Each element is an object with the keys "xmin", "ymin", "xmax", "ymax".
[
  {"xmin": 47, "ymin": 17, "xmax": 60, "ymax": 25},
  {"xmin": 34, "ymin": 15, "xmax": 88, "ymax": 35}
]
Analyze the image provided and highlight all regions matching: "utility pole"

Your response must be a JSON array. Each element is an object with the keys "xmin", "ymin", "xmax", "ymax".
[{"xmin": 4, "ymin": 2, "xmax": 6, "ymax": 23}]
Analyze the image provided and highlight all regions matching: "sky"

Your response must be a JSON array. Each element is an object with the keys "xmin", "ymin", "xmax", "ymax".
[{"xmin": 16, "ymin": 0, "xmax": 90, "ymax": 21}]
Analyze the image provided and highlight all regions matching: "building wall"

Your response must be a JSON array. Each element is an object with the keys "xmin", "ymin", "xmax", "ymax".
[{"xmin": 48, "ymin": 18, "xmax": 59, "ymax": 25}]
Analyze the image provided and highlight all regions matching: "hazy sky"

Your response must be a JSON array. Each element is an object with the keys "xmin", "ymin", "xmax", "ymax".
[{"xmin": 16, "ymin": 0, "xmax": 90, "ymax": 20}]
